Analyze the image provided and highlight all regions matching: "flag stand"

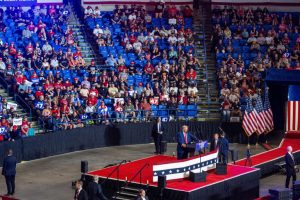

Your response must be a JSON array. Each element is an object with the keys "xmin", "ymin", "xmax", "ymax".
[
  {"xmin": 247, "ymin": 136, "xmax": 250, "ymax": 148},
  {"xmin": 255, "ymin": 134, "xmax": 259, "ymax": 148}
]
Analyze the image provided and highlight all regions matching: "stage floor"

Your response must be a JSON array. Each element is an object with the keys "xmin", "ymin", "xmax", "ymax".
[
  {"xmin": 88, "ymin": 155, "xmax": 258, "ymax": 192},
  {"xmin": 235, "ymin": 132, "xmax": 300, "ymax": 167}
]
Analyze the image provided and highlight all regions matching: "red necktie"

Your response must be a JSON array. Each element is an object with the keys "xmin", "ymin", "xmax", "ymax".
[{"xmin": 184, "ymin": 133, "xmax": 188, "ymax": 144}]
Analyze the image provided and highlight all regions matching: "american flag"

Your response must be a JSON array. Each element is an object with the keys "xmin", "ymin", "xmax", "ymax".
[
  {"xmin": 286, "ymin": 101, "xmax": 300, "ymax": 131},
  {"xmin": 264, "ymin": 89, "xmax": 274, "ymax": 133},
  {"xmin": 242, "ymin": 97, "xmax": 258, "ymax": 136},
  {"xmin": 255, "ymin": 95, "xmax": 266, "ymax": 135}
]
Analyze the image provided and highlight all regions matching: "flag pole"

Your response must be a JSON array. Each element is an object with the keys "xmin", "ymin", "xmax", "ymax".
[
  {"xmin": 247, "ymin": 136, "xmax": 250, "ymax": 148},
  {"xmin": 255, "ymin": 133, "xmax": 259, "ymax": 148},
  {"xmin": 242, "ymin": 126, "xmax": 250, "ymax": 147}
]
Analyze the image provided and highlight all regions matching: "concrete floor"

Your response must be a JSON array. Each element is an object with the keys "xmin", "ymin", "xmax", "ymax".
[{"xmin": 0, "ymin": 143, "xmax": 290, "ymax": 200}]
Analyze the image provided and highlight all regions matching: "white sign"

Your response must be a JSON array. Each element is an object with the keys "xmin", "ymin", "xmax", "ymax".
[
  {"xmin": 13, "ymin": 118, "xmax": 23, "ymax": 126},
  {"xmin": 7, "ymin": 102, "xmax": 18, "ymax": 111}
]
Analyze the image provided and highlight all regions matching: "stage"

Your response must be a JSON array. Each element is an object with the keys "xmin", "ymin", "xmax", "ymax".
[
  {"xmin": 84, "ymin": 132, "xmax": 300, "ymax": 199},
  {"xmin": 87, "ymin": 155, "xmax": 260, "ymax": 200},
  {"xmin": 235, "ymin": 131, "xmax": 300, "ymax": 176}
]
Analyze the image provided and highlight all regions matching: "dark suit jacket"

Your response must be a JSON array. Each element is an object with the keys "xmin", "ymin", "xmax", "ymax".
[
  {"xmin": 210, "ymin": 138, "xmax": 220, "ymax": 152},
  {"xmin": 151, "ymin": 122, "xmax": 165, "ymax": 138},
  {"xmin": 219, "ymin": 137, "xmax": 229, "ymax": 156},
  {"xmin": 177, "ymin": 132, "xmax": 198, "ymax": 154},
  {"xmin": 285, "ymin": 152, "xmax": 296, "ymax": 176},
  {"xmin": 87, "ymin": 181, "xmax": 108, "ymax": 200},
  {"xmin": 136, "ymin": 196, "xmax": 149, "ymax": 200},
  {"xmin": 74, "ymin": 189, "xmax": 88, "ymax": 200},
  {"xmin": 2, "ymin": 155, "xmax": 17, "ymax": 176}
]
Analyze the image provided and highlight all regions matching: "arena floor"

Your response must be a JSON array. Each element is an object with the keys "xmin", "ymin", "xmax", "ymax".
[{"xmin": 0, "ymin": 142, "xmax": 292, "ymax": 200}]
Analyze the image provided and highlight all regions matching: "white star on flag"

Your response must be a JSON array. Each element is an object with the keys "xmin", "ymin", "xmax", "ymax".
[
  {"xmin": 154, "ymin": 172, "xmax": 157, "ymax": 175},
  {"xmin": 176, "ymin": 169, "xmax": 179, "ymax": 172},
  {"xmin": 169, "ymin": 170, "xmax": 172, "ymax": 174},
  {"xmin": 162, "ymin": 171, "xmax": 165, "ymax": 175}
]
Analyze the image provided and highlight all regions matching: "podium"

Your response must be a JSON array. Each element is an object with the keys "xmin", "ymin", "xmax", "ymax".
[{"xmin": 187, "ymin": 141, "xmax": 208, "ymax": 157}]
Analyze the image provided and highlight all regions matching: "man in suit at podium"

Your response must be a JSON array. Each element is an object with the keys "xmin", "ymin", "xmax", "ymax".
[
  {"xmin": 210, "ymin": 133, "xmax": 220, "ymax": 152},
  {"xmin": 152, "ymin": 117, "xmax": 165, "ymax": 154},
  {"xmin": 285, "ymin": 146, "xmax": 297, "ymax": 188},
  {"xmin": 177, "ymin": 125, "xmax": 198, "ymax": 160},
  {"xmin": 218, "ymin": 132, "xmax": 229, "ymax": 163}
]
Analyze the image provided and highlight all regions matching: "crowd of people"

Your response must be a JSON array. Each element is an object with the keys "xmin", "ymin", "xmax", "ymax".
[
  {"xmin": 0, "ymin": 5, "xmax": 75, "ymax": 139},
  {"xmin": 0, "ymin": 3, "xmax": 199, "ymax": 138},
  {"xmin": 211, "ymin": 6, "xmax": 300, "ymax": 121},
  {"xmin": 84, "ymin": 4, "xmax": 199, "ymax": 122}
]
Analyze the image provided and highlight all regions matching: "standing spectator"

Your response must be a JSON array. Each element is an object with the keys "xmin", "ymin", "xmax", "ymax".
[
  {"xmin": 2, "ymin": 149, "xmax": 17, "ymax": 196},
  {"xmin": 155, "ymin": 0, "xmax": 164, "ymax": 18},
  {"xmin": 152, "ymin": 117, "xmax": 165, "ymax": 154},
  {"xmin": 74, "ymin": 180, "xmax": 88, "ymax": 200},
  {"xmin": 87, "ymin": 176, "xmax": 108, "ymax": 200}
]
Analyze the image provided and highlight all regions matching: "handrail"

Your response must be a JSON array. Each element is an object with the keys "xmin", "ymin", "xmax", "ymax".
[
  {"xmin": 0, "ymin": 74, "xmax": 10, "ymax": 94},
  {"xmin": 15, "ymin": 94, "xmax": 32, "ymax": 118},
  {"xmin": 200, "ymin": 6, "xmax": 209, "ymax": 104},
  {"xmin": 127, "ymin": 162, "xmax": 150, "ymax": 185},
  {"xmin": 113, "ymin": 162, "xmax": 150, "ymax": 199},
  {"xmin": 101, "ymin": 160, "xmax": 127, "ymax": 185},
  {"xmin": 48, "ymin": 108, "xmax": 198, "ymax": 130}
]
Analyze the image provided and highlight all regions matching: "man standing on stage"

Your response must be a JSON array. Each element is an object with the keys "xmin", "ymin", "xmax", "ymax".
[
  {"xmin": 2, "ymin": 149, "xmax": 17, "ymax": 196},
  {"xmin": 210, "ymin": 133, "xmax": 220, "ymax": 152},
  {"xmin": 176, "ymin": 125, "xmax": 198, "ymax": 160},
  {"xmin": 218, "ymin": 133, "xmax": 229, "ymax": 163},
  {"xmin": 285, "ymin": 146, "xmax": 297, "ymax": 188},
  {"xmin": 152, "ymin": 117, "xmax": 165, "ymax": 154}
]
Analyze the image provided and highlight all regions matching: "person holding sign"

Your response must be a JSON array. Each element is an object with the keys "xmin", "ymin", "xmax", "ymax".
[{"xmin": 176, "ymin": 125, "xmax": 198, "ymax": 160}]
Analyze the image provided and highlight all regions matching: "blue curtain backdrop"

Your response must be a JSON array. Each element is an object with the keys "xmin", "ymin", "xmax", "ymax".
[{"xmin": 288, "ymin": 85, "xmax": 300, "ymax": 101}]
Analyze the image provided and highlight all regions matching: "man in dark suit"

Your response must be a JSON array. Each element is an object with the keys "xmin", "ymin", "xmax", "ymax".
[
  {"xmin": 210, "ymin": 133, "xmax": 220, "ymax": 152},
  {"xmin": 152, "ymin": 117, "xmax": 165, "ymax": 154},
  {"xmin": 285, "ymin": 146, "xmax": 297, "ymax": 188},
  {"xmin": 74, "ymin": 180, "xmax": 88, "ymax": 200},
  {"xmin": 2, "ymin": 149, "xmax": 17, "ymax": 196},
  {"xmin": 87, "ymin": 176, "xmax": 108, "ymax": 200},
  {"xmin": 136, "ymin": 189, "xmax": 149, "ymax": 200},
  {"xmin": 218, "ymin": 133, "xmax": 229, "ymax": 163},
  {"xmin": 177, "ymin": 125, "xmax": 198, "ymax": 160}
]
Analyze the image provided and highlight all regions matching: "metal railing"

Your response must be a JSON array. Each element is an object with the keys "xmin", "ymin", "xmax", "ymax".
[
  {"xmin": 101, "ymin": 160, "xmax": 128, "ymax": 192},
  {"xmin": 200, "ymin": 7, "xmax": 210, "ymax": 103},
  {"xmin": 43, "ymin": 108, "xmax": 198, "ymax": 131},
  {"xmin": 113, "ymin": 162, "xmax": 150, "ymax": 199},
  {"xmin": 15, "ymin": 94, "xmax": 32, "ymax": 118},
  {"xmin": 0, "ymin": 74, "xmax": 10, "ymax": 94}
]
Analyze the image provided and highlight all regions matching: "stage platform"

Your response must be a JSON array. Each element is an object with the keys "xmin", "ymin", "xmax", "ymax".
[
  {"xmin": 235, "ymin": 131, "xmax": 300, "ymax": 176},
  {"xmin": 87, "ymin": 155, "xmax": 260, "ymax": 200}
]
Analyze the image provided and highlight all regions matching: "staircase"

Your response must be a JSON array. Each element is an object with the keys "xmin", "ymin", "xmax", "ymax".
[
  {"xmin": 0, "ymin": 86, "xmax": 40, "ymax": 134},
  {"xmin": 193, "ymin": 6, "xmax": 220, "ymax": 121},
  {"xmin": 67, "ymin": 3, "xmax": 104, "ymax": 66},
  {"xmin": 112, "ymin": 184, "xmax": 141, "ymax": 200}
]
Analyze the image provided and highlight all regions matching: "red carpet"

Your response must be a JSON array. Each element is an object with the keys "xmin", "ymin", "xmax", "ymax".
[
  {"xmin": 235, "ymin": 131, "xmax": 300, "ymax": 167},
  {"xmin": 0, "ymin": 196, "xmax": 19, "ymax": 200},
  {"xmin": 88, "ymin": 155, "xmax": 257, "ymax": 192}
]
